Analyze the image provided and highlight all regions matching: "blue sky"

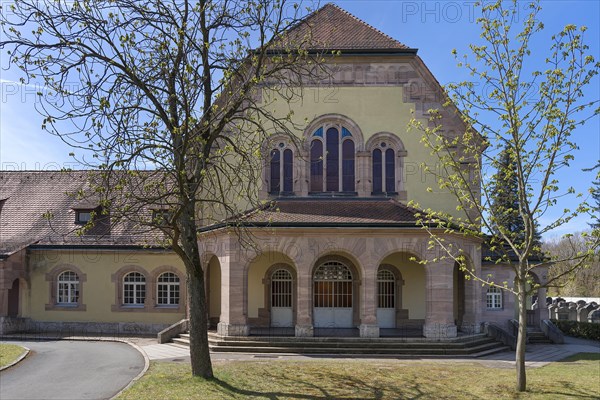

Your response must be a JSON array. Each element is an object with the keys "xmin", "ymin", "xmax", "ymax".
[{"xmin": 1, "ymin": 0, "xmax": 598, "ymax": 239}]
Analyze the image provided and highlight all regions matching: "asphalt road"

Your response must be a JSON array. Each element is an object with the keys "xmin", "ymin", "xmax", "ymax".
[{"xmin": 0, "ymin": 340, "xmax": 145, "ymax": 400}]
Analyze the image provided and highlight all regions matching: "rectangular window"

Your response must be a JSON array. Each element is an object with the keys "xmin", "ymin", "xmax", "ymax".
[{"xmin": 76, "ymin": 211, "xmax": 92, "ymax": 224}]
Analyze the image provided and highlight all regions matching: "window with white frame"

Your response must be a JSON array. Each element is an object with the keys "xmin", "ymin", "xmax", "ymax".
[
  {"xmin": 157, "ymin": 272, "xmax": 180, "ymax": 305},
  {"xmin": 57, "ymin": 271, "xmax": 79, "ymax": 304},
  {"xmin": 486, "ymin": 287, "xmax": 503, "ymax": 309},
  {"xmin": 123, "ymin": 272, "xmax": 146, "ymax": 305}
]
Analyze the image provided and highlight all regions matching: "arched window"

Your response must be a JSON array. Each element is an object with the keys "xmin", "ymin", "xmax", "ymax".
[
  {"xmin": 283, "ymin": 149, "xmax": 293, "ymax": 193},
  {"xmin": 123, "ymin": 272, "xmax": 146, "ymax": 305},
  {"xmin": 310, "ymin": 126, "xmax": 355, "ymax": 193},
  {"xmin": 269, "ymin": 149, "xmax": 280, "ymax": 193},
  {"xmin": 385, "ymin": 148, "xmax": 395, "ymax": 192},
  {"xmin": 57, "ymin": 271, "xmax": 79, "ymax": 304},
  {"xmin": 310, "ymin": 140, "xmax": 324, "ymax": 192},
  {"xmin": 326, "ymin": 128, "xmax": 339, "ymax": 191},
  {"xmin": 313, "ymin": 261, "xmax": 353, "ymax": 308},
  {"xmin": 269, "ymin": 143, "xmax": 294, "ymax": 195},
  {"xmin": 486, "ymin": 287, "xmax": 503, "ymax": 309},
  {"xmin": 372, "ymin": 149, "xmax": 383, "ymax": 193},
  {"xmin": 157, "ymin": 272, "xmax": 180, "ymax": 305},
  {"xmin": 371, "ymin": 140, "xmax": 398, "ymax": 194}
]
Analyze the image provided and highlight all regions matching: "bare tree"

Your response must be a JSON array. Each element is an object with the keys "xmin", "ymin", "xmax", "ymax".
[
  {"xmin": 1, "ymin": 0, "xmax": 328, "ymax": 377},
  {"xmin": 409, "ymin": 0, "xmax": 599, "ymax": 392},
  {"xmin": 544, "ymin": 232, "xmax": 600, "ymax": 297}
]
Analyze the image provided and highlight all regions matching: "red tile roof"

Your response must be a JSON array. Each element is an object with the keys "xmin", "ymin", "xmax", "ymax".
[
  {"xmin": 279, "ymin": 3, "xmax": 411, "ymax": 51},
  {"xmin": 0, "ymin": 171, "xmax": 162, "ymax": 255},
  {"xmin": 219, "ymin": 198, "xmax": 421, "ymax": 228}
]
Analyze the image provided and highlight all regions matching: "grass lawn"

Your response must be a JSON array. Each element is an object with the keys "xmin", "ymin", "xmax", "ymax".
[
  {"xmin": 117, "ymin": 353, "xmax": 600, "ymax": 399},
  {"xmin": 0, "ymin": 344, "xmax": 27, "ymax": 368}
]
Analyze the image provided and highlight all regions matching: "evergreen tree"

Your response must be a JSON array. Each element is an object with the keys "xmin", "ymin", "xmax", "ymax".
[{"xmin": 490, "ymin": 146, "xmax": 541, "ymax": 248}]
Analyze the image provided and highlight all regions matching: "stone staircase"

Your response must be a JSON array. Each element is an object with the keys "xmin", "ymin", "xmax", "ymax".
[
  {"xmin": 527, "ymin": 329, "xmax": 554, "ymax": 345},
  {"xmin": 171, "ymin": 332, "xmax": 509, "ymax": 357}
]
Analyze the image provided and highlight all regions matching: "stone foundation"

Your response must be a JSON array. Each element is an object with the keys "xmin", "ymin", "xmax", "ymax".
[
  {"xmin": 0, "ymin": 318, "xmax": 169, "ymax": 337},
  {"xmin": 217, "ymin": 322, "xmax": 249, "ymax": 336},
  {"xmin": 295, "ymin": 324, "xmax": 314, "ymax": 337},
  {"xmin": 423, "ymin": 323, "xmax": 457, "ymax": 339},
  {"xmin": 359, "ymin": 324, "xmax": 380, "ymax": 338}
]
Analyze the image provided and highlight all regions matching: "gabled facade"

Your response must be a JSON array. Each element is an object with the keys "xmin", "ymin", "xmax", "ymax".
[{"xmin": 0, "ymin": 4, "xmax": 548, "ymax": 339}]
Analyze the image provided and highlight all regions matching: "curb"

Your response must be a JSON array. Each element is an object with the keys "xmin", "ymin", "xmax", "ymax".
[
  {"xmin": 110, "ymin": 340, "xmax": 150, "ymax": 400},
  {"xmin": 0, "ymin": 345, "xmax": 30, "ymax": 371}
]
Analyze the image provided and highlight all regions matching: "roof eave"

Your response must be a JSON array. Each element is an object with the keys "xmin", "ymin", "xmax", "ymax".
[
  {"xmin": 198, "ymin": 221, "xmax": 430, "ymax": 233},
  {"xmin": 265, "ymin": 48, "xmax": 418, "ymax": 56}
]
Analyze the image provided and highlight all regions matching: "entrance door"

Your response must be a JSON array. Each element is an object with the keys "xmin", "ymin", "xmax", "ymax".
[
  {"xmin": 313, "ymin": 261, "xmax": 353, "ymax": 328},
  {"xmin": 377, "ymin": 269, "xmax": 396, "ymax": 328},
  {"xmin": 271, "ymin": 269, "xmax": 293, "ymax": 327},
  {"xmin": 7, "ymin": 279, "xmax": 19, "ymax": 317}
]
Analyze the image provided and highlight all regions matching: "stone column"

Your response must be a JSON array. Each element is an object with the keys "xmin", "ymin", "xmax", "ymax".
[
  {"xmin": 295, "ymin": 264, "xmax": 313, "ymax": 337},
  {"xmin": 423, "ymin": 260, "xmax": 457, "ymax": 338},
  {"xmin": 356, "ymin": 151, "xmax": 370, "ymax": 197},
  {"xmin": 217, "ymin": 251, "xmax": 249, "ymax": 336},
  {"xmin": 359, "ymin": 269, "xmax": 379, "ymax": 338},
  {"xmin": 535, "ymin": 286, "xmax": 547, "ymax": 325}
]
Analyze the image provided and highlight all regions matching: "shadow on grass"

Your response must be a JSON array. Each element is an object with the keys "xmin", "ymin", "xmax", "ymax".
[{"xmin": 207, "ymin": 370, "xmax": 490, "ymax": 400}]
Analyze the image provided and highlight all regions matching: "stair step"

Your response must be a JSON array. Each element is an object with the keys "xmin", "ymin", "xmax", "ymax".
[
  {"xmin": 172, "ymin": 331, "xmax": 507, "ymax": 356},
  {"xmin": 473, "ymin": 345, "xmax": 511, "ymax": 358}
]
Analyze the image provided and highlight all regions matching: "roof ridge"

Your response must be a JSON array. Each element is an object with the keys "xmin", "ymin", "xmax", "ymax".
[{"xmin": 324, "ymin": 3, "xmax": 406, "ymax": 48}]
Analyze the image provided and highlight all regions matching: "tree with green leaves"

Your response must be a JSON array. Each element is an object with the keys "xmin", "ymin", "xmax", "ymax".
[
  {"xmin": 0, "ymin": 0, "xmax": 326, "ymax": 378},
  {"xmin": 584, "ymin": 161, "xmax": 600, "ymax": 229},
  {"xmin": 409, "ymin": 0, "xmax": 599, "ymax": 392}
]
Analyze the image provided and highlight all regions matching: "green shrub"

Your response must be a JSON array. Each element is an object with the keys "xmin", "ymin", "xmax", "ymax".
[{"xmin": 552, "ymin": 320, "xmax": 600, "ymax": 341}]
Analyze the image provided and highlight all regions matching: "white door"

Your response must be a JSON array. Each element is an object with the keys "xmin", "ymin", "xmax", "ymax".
[
  {"xmin": 313, "ymin": 262, "xmax": 354, "ymax": 328},
  {"xmin": 377, "ymin": 269, "xmax": 396, "ymax": 328},
  {"xmin": 271, "ymin": 269, "xmax": 293, "ymax": 328}
]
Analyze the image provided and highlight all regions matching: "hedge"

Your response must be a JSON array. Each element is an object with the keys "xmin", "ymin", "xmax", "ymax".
[{"xmin": 552, "ymin": 320, "xmax": 600, "ymax": 341}]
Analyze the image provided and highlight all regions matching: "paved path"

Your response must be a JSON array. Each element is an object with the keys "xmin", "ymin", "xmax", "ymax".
[
  {"xmin": 141, "ymin": 336, "xmax": 600, "ymax": 369},
  {"xmin": 0, "ymin": 340, "xmax": 144, "ymax": 400}
]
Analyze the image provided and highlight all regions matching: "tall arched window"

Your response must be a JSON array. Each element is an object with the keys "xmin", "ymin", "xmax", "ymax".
[
  {"xmin": 269, "ymin": 143, "xmax": 294, "ymax": 195},
  {"xmin": 269, "ymin": 149, "xmax": 280, "ymax": 193},
  {"xmin": 283, "ymin": 149, "xmax": 293, "ymax": 193},
  {"xmin": 371, "ymin": 140, "xmax": 398, "ymax": 194},
  {"xmin": 310, "ymin": 125, "xmax": 355, "ymax": 193},
  {"xmin": 372, "ymin": 149, "xmax": 383, "ymax": 193}
]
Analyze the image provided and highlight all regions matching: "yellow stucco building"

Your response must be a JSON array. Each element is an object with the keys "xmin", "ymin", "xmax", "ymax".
[{"xmin": 1, "ymin": 4, "xmax": 547, "ymax": 341}]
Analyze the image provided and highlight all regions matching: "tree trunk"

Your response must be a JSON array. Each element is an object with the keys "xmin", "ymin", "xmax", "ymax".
[
  {"xmin": 180, "ymin": 201, "xmax": 213, "ymax": 378},
  {"xmin": 515, "ymin": 275, "xmax": 527, "ymax": 392}
]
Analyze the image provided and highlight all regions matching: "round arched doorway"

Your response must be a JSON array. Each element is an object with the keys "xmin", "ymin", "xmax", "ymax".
[{"xmin": 313, "ymin": 261, "xmax": 354, "ymax": 328}]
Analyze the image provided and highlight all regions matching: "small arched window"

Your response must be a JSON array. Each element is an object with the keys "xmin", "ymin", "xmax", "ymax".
[
  {"xmin": 157, "ymin": 272, "xmax": 180, "ymax": 305},
  {"xmin": 269, "ymin": 143, "xmax": 294, "ymax": 195},
  {"xmin": 310, "ymin": 126, "xmax": 355, "ymax": 193},
  {"xmin": 486, "ymin": 287, "xmax": 503, "ymax": 309},
  {"xmin": 371, "ymin": 140, "xmax": 397, "ymax": 194},
  {"xmin": 269, "ymin": 149, "xmax": 280, "ymax": 193},
  {"xmin": 57, "ymin": 271, "xmax": 79, "ymax": 304},
  {"xmin": 123, "ymin": 272, "xmax": 146, "ymax": 305}
]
